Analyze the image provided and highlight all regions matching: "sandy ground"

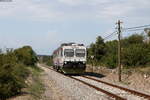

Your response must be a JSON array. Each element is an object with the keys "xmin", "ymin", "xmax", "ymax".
[
  {"xmin": 86, "ymin": 65, "xmax": 150, "ymax": 94},
  {"xmin": 7, "ymin": 95, "xmax": 30, "ymax": 100},
  {"xmin": 101, "ymin": 72, "xmax": 150, "ymax": 94}
]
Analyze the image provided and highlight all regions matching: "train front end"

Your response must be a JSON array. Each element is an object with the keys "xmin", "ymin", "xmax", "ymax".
[{"xmin": 62, "ymin": 44, "xmax": 86, "ymax": 74}]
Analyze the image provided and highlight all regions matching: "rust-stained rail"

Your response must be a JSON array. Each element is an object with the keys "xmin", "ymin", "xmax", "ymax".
[
  {"xmin": 44, "ymin": 65, "xmax": 150, "ymax": 100},
  {"xmin": 82, "ymin": 76, "xmax": 150, "ymax": 100},
  {"xmin": 45, "ymin": 66, "xmax": 126, "ymax": 100},
  {"xmin": 70, "ymin": 76, "xmax": 126, "ymax": 100}
]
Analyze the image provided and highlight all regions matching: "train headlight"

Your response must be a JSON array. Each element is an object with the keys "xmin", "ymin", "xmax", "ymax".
[{"xmin": 64, "ymin": 61, "xmax": 67, "ymax": 64}]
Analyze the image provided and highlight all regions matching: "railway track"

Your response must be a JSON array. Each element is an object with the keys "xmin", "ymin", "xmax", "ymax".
[
  {"xmin": 44, "ymin": 65, "xmax": 150, "ymax": 100},
  {"xmin": 70, "ymin": 76, "xmax": 126, "ymax": 100},
  {"xmin": 81, "ymin": 76, "xmax": 150, "ymax": 100}
]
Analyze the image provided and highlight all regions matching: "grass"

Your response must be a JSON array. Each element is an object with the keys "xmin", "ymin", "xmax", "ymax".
[
  {"xmin": 122, "ymin": 66, "xmax": 150, "ymax": 75},
  {"xmin": 135, "ymin": 66, "xmax": 150, "ymax": 75},
  {"xmin": 27, "ymin": 66, "xmax": 45, "ymax": 100}
]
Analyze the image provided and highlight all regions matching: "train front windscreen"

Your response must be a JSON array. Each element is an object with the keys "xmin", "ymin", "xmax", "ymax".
[
  {"xmin": 64, "ymin": 49, "xmax": 74, "ymax": 57},
  {"xmin": 75, "ymin": 49, "xmax": 86, "ymax": 57}
]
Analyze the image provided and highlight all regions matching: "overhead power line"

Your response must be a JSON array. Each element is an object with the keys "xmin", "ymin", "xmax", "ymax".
[
  {"xmin": 123, "ymin": 28, "xmax": 145, "ymax": 32},
  {"xmin": 100, "ymin": 24, "xmax": 150, "ymax": 41},
  {"xmin": 101, "ymin": 24, "xmax": 150, "ymax": 41},
  {"xmin": 103, "ymin": 31, "xmax": 117, "ymax": 40},
  {"xmin": 123, "ymin": 24, "xmax": 150, "ymax": 30}
]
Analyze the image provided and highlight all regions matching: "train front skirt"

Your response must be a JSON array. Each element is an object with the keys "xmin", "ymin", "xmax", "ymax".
[{"xmin": 61, "ymin": 63, "xmax": 86, "ymax": 74}]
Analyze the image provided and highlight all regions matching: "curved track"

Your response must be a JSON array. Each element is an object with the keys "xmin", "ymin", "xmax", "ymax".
[
  {"xmin": 81, "ymin": 76, "xmax": 150, "ymax": 100},
  {"xmin": 44, "ymin": 65, "xmax": 150, "ymax": 100},
  {"xmin": 70, "ymin": 76, "xmax": 126, "ymax": 100}
]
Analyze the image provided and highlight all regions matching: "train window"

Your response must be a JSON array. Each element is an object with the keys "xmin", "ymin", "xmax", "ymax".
[
  {"xmin": 64, "ymin": 49, "xmax": 74, "ymax": 57},
  {"xmin": 75, "ymin": 49, "xmax": 85, "ymax": 57}
]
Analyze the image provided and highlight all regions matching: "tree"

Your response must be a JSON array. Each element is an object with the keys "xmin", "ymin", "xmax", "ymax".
[
  {"xmin": 121, "ymin": 34, "xmax": 149, "ymax": 66},
  {"xmin": 87, "ymin": 36, "xmax": 105, "ymax": 65},
  {"xmin": 144, "ymin": 28, "xmax": 150, "ymax": 38},
  {"xmin": 146, "ymin": 29, "xmax": 150, "ymax": 43},
  {"xmin": 122, "ymin": 34, "xmax": 144, "ymax": 47},
  {"xmin": 14, "ymin": 46, "xmax": 38, "ymax": 66},
  {"xmin": 87, "ymin": 33, "xmax": 150, "ymax": 68},
  {"xmin": 122, "ymin": 44, "xmax": 149, "ymax": 66},
  {"xmin": 88, "ymin": 43, "xmax": 96, "ymax": 57},
  {"xmin": 101, "ymin": 40, "xmax": 118, "ymax": 68},
  {"xmin": 94, "ymin": 36, "xmax": 105, "ymax": 61},
  {"xmin": 87, "ymin": 43, "xmax": 96, "ymax": 64}
]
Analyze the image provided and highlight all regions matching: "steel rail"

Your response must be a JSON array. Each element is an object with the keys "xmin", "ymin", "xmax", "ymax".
[
  {"xmin": 69, "ymin": 76, "xmax": 126, "ymax": 100},
  {"xmin": 82, "ymin": 76, "xmax": 150, "ymax": 100},
  {"xmin": 45, "ymin": 66, "xmax": 126, "ymax": 100},
  {"xmin": 44, "ymin": 65, "xmax": 150, "ymax": 100}
]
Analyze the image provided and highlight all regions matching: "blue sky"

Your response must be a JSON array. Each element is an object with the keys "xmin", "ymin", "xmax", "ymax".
[{"xmin": 0, "ymin": 0, "xmax": 150, "ymax": 55}]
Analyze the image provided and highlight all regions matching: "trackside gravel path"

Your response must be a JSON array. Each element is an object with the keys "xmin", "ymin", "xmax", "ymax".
[{"xmin": 38, "ymin": 64, "xmax": 113, "ymax": 100}]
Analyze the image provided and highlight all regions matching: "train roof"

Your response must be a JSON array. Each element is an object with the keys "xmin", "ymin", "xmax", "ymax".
[
  {"xmin": 53, "ymin": 43, "xmax": 85, "ymax": 54},
  {"xmin": 61, "ymin": 43, "xmax": 84, "ymax": 46}
]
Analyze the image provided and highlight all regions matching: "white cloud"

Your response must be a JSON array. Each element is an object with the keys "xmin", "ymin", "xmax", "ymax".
[
  {"xmin": 58, "ymin": 0, "xmax": 111, "ymax": 6},
  {"xmin": 0, "ymin": 0, "xmax": 150, "ymax": 23},
  {"xmin": 0, "ymin": 0, "xmax": 64, "ymax": 21}
]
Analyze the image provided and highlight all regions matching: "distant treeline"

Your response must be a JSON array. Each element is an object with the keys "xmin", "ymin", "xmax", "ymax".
[
  {"xmin": 87, "ymin": 33, "xmax": 150, "ymax": 68},
  {"xmin": 0, "ymin": 46, "xmax": 38, "ymax": 99},
  {"xmin": 38, "ymin": 55, "xmax": 53, "ymax": 66}
]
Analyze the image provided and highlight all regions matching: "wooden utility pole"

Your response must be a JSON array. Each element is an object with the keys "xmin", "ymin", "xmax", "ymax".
[
  {"xmin": 91, "ymin": 55, "xmax": 94, "ymax": 72},
  {"xmin": 116, "ymin": 20, "xmax": 123, "ymax": 82}
]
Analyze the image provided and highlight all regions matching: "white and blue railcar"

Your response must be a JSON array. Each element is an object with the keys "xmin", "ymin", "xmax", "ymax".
[{"xmin": 53, "ymin": 43, "xmax": 86, "ymax": 74}]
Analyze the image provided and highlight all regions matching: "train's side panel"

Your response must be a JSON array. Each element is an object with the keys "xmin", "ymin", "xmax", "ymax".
[{"xmin": 53, "ymin": 48, "xmax": 62, "ymax": 70}]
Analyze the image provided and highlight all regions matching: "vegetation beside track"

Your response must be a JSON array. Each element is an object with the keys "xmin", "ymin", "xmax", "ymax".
[
  {"xmin": 38, "ymin": 55, "xmax": 53, "ymax": 66},
  {"xmin": 87, "ymin": 33, "xmax": 150, "ymax": 70},
  {"xmin": 27, "ymin": 66, "xmax": 45, "ymax": 100},
  {"xmin": 0, "ymin": 46, "xmax": 38, "ymax": 99}
]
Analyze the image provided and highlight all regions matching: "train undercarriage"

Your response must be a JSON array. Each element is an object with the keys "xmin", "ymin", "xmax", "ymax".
[{"xmin": 53, "ymin": 62, "xmax": 86, "ymax": 74}]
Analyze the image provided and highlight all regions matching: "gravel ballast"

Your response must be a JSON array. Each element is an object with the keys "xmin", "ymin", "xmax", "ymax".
[
  {"xmin": 38, "ymin": 64, "xmax": 148, "ymax": 100},
  {"xmin": 38, "ymin": 64, "xmax": 114, "ymax": 100},
  {"xmin": 74, "ymin": 76, "xmax": 147, "ymax": 100}
]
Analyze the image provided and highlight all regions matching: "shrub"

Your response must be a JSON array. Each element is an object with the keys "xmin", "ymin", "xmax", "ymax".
[
  {"xmin": 0, "ymin": 53, "xmax": 29, "ymax": 99},
  {"xmin": 14, "ymin": 46, "xmax": 38, "ymax": 66},
  {"xmin": 88, "ymin": 34, "xmax": 150, "ymax": 68},
  {"xmin": 0, "ymin": 46, "xmax": 37, "ymax": 99}
]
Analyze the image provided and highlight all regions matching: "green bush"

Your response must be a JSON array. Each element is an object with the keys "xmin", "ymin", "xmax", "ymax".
[
  {"xmin": 0, "ymin": 53, "xmax": 29, "ymax": 98},
  {"xmin": 0, "ymin": 46, "xmax": 37, "ymax": 99},
  {"xmin": 39, "ymin": 55, "xmax": 53, "ymax": 66},
  {"xmin": 101, "ymin": 40, "xmax": 118, "ymax": 68},
  {"xmin": 14, "ymin": 46, "xmax": 38, "ymax": 66},
  {"xmin": 122, "ymin": 44, "xmax": 149, "ymax": 66},
  {"xmin": 102, "ymin": 54, "xmax": 117, "ymax": 69},
  {"xmin": 88, "ymin": 34, "xmax": 150, "ymax": 68}
]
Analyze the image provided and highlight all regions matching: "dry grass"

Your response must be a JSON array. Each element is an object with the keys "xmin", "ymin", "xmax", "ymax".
[
  {"xmin": 122, "ymin": 66, "xmax": 150, "ymax": 76},
  {"xmin": 27, "ymin": 67, "xmax": 45, "ymax": 100}
]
